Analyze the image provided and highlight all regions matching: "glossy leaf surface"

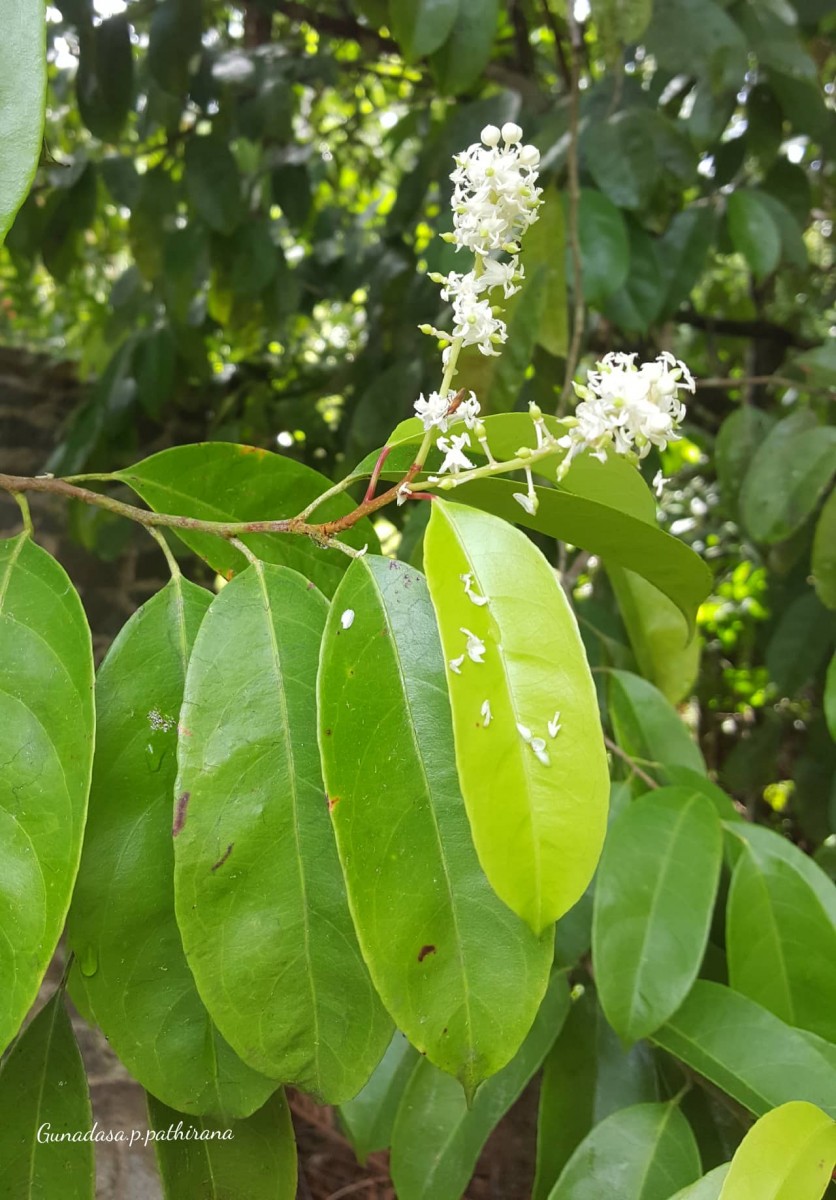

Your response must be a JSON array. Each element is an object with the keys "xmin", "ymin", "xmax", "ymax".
[
  {"xmin": 739, "ymin": 416, "xmax": 836, "ymax": 545},
  {"xmin": 609, "ymin": 669, "xmax": 706, "ymax": 777},
  {"xmin": 339, "ymin": 1033, "xmax": 420, "ymax": 1164},
  {"xmin": 424, "ymin": 501, "xmax": 609, "ymax": 933},
  {"xmin": 0, "ymin": 992, "xmax": 94, "ymax": 1199},
  {"xmin": 174, "ymin": 562, "xmax": 391, "ymax": 1101},
  {"xmin": 68, "ymin": 579, "xmax": 274, "ymax": 1118},
  {"xmin": 548, "ymin": 1102, "xmax": 701, "ymax": 1200},
  {"xmin": 391, "ymin": 973, "xmax": 570, "ymax": 1200},
  {"xmin": 652, "ymin": 982, "xmax": 836, "ymax": 1117},
  {"xmin": 0, "ymin": 0, "xmax": 46, "ymax": 243},
  {"xmin": 148, "ymin": 1090, "xmax": 297, "ymax": 1200},
  {"xmin": 668, "ymin": 1165, "xmax": 730, "ymax": 1200},
  {"xmin": 609, "ymin": 566, "xmax": 700, "ymax": 705},
  {"xmin": 0, "ymin": 535, "xmax": 94, "ymax": 1054},
  {"xmin": 593, "ymin": 788, "xmax": 723, "ymax": 1041},
  {"xmin": 717, "ymin": 1101, "xmax": 836, "ymax": 1200},
  {"xmin": 319, "ymin": 556, "xmax": 552, "ymax": 1093},
  {"xmin": 116, "ymin": 443, "xmax": 378, "ymax": 597}
]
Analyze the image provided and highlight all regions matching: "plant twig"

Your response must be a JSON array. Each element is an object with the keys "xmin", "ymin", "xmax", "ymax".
[
  {"xmin": 603, "ymin": 734, "xmax": 659, "ymax": 790},
  {"xmin": 560, "ymin": 8, "xmax": 585, "ymax": 414}
]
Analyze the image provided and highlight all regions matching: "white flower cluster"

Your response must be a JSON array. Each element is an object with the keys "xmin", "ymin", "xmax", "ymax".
[
  {"xmin": 414, "ymin": 389, "xmax": 480, "ymax": 433},
  {"xmin": 557, "ymin": 351, "xmax": 694, "ymax": 477},
  {"xmin": 416, "ymin": 122, "xmax": 542, "ymax": 380}
]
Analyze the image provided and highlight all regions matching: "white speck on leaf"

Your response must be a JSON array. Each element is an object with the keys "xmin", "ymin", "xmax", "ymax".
[
  {"xmin": 340, "ymin": 609, "xmax": 355, "ymax": 630},
  {"xmin": 531, "ymin": 737, "xmax": 550, "ymax": 766},
  {"xmin": 460, "ymin": 627, "xmax": 486, "ymax": 663},
  {"xmin": 449, "ymin": 654, "xmax": 465, "ymax": 674},
  {"xmin": 481, "ymin": 699, "xmax": 492, "ymax": 726},
  {"xmin": 548, "ymin": 711, "xmax": 562, "ymax": 738},
  {"xmin": 516, "ymin": 722, "xmax": 532, "ymax": 742},
  {"xmin": 460, "ymin": 572, "xmax": 489, "ymax": 606}
]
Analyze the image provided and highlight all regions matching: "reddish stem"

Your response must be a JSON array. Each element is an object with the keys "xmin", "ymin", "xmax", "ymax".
[{"xmin": 363, "ymin": 443, "xmax": 392, "ymax": 503}]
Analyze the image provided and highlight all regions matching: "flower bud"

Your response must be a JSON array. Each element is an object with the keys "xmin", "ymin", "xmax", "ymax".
[
  {"xmin": 481, "ymin": 124, "xmax": 501, "ymax": 147},
  {"xmin": 502, "ymin": 122, "xmax": 523, "ymax": 144}
]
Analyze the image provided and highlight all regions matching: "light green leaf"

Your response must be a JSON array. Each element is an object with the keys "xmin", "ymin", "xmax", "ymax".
[
  {"xmin": 0, "ymin": 993, "xmax": 94, "ymax": 1199},
  {"xmin": 173, "ymin": 562, "xmax": 391, "ymax": 1102},
  {"xmin": 548, "ymin": 1101, "xmax": 701, "ymax": 1200},
  {"xmin": 116, "ymin": 443, "xmax": 378, "ymax": 598},
  {"xmin": 0, "ymin": 0, "xmax": 46, "ymax": 244},
  {"xmin": 609, "ymin": 567, "xmax": 701, "ymax": 704},
  {"xmin": 391, "ymin": 973, "xmax": 570, "ymax": 1200},
  {"xmin": 424, "ymin": 501, "xmax": 609, "ymax": 933},
  {"xmin": 593, "ymin": 788, "xmax": 722, "ymax": 1042},
  {"xmin": 430, "ymin": 0, "xmax": 499, "ymax": 94},
  {"xmin": 318, "ymin": 556, "xmax": 552, "ymax": 1093},
  {"xmin": 739, "ymin": 414, "xmax": 836, "ymax": 545},
  {"xmin": 67, "ymin": 579, "xmax": 275, "ymax": 1118},
  {"xmin": 339, "ymin": 1033, "xmax": 420, "ymax": 1164},
  {"xmin": 726, "ymin": 843, "xmax": 836, "ymax": 1041},
  {"xmin": 389, "ymin": 0, "xmax": 460, "ymax": 60},
  {"xmin": 148, "ymin": 1090, "xmax": 297, "ymax": 1199},
  {"xmin": 652, "ymin": 981, "xmax": 836, "ymax": 1117},
  {"xmin": 0, "ymin": 534, "xmax": 94, "ymax": 1055},
  {"xmin": 609, "ymin": 669, "xmax": 706, "ymax": 777},
  {"xmin": 718, "ymin": 1101, "xmax": 836, "ymax": 1200},
  {"xmin": 812, "ymin": 489, "xmax": 836, "ymax": 610},
  {"xmin": 668, "ymin": 1165, "xmax": 730, "ymax": 1200}
]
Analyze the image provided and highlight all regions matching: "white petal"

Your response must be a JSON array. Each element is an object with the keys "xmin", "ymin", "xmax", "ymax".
[
  {"xmin": 481, "ymin": 700, "xmax": 492, "ymax": 726},
  {"xmin": 449, "ymin": 654, "xmax": 465, "ymax": 675},
  {"xmin": 548, "ymin": 711, "xmax": 562, "ymax": 738},
  {"xmin": 340, "ymin": 609, "xmax": 355, "ymax": 630},
  {"xmin": 516, "ymin": 722, "xmax": 532, "ymax": 742}
]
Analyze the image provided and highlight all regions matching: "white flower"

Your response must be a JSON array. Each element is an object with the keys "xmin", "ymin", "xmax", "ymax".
[
  {"xmin": 517, "ymin": 722, "xmax": 532, "ymax": 742},
  {"xmin": 437, "ymin": 432, "xmax": 475, "ymax": 475},
  {"xmin": 397, "ymin": 483, "xmax": 413, "ymax": 506},
  {"xmin": 457, "ymin": 391, "xmax": 482, "ymax": 429},
  {"xmin": 449, "ymin": 654, "xmax": 465, "ymax": 674},
  {"xmin": 460, "ymin": 627, "xmax": 486, "ymax": 663},
  {"xmin": 340, "ymin": 609, "xmax": 355, "ymax": 630},
  {"xmin": 653, "ymin": 470, "xmax": 666, "ymax": 497},
  {"xmin": 530, "ymin": 737, "xmax": 550, "ymax": 767},
  {"xmin": 512, "ymin": 466, "xmax": 538, "ymax": 515},
  {"xmin": 414, "ymin": 390, "xmax": 453, "ymax": 432},
  {"xmin": 450, "ymin": 125, "xmax": 542, "ymax": 257},
  {"xmin": 452, "ymin": 292, "xmax": 507, "ymax": 356},
  {"xmin": 461, "ymin": 572, "xmax": 489, "ymax": 606},
  {"xmin": 548, "ymin": 711, "xmax": 561, "ymax": 738},
  {"xmin": 481, "ymin": 699, "xmax": 492, "ymax": 726}
]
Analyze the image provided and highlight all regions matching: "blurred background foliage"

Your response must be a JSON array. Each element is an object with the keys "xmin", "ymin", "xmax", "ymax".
[{"xmin": 1, "ymin": 0, "xmax": 835, "ymax": 857}]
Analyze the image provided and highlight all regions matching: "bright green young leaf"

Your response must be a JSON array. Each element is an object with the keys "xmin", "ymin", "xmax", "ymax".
[
  {"xmin": 391, "ymin": 973, "xmax": 570, "ymax": 1200},
  {"xmin": 652, "ymin": 981, "xmax": 836, "ymax": 1117},
  {"xmin": 67, "ymin": 579, "xmax": 275, "ymax": 1119},
  {"xmin": 430, "ymin": 0, "xmax": 499, "ymax": 94},
  {"xmin": 318, "ymin": 556, "xmax": 552, "ymax": 1093},
  {"xmin": 548, "ymin": 1101, "xmax": 701, "ymax": 1200},
  {"xmin": 609, "ymin": 669, "xmax": 706, "ymax": 777},
  {"xmin": 739, "ymin": 415, "xmax": 836, "ymax": 545},
  {"xmin": 593, "ymin": 788, "xmax": 723, "ymax": 1042},
  {"xmin": 0, "ymin": 992, "xmax": 93, "ymax": 1198},
  {"xmin": 173, "ymin": 562, "xmax": 391, "ymax": 1102},
  {"xmin": 0, "ymin": 0, "xmax": 46, "ymax": 244},
  {"xmin": 389, "ymin": 0, "xmax": 460, "ymax": 60},
  {"xmin": 726, "ymin": 191, "xmax": 782, "ymax": 280},
  {"xmin": 668, "ymin": 1165, "xmax": 731, "ymax": 1200},
  {"xmin": 147, "ymin": 1090, "xmax": 297, "ymax": 1200},
  {"xmin": 812, "ymin": 488, "xmax": 836, "ymax": 610},
  {"xmin": 608, "ymin": 566, "xmax": 701, "ymax": 704},
  {"xmin": 726, "ymin": 842, "xmax": 836, "ymax": 1041},
  {"xmin": 339, "ymin": 1033, "xmax": 420, "ymax": 1164},
  {"xmin": 717, "ymin": 1101, "xmax": 836, "ymax": 1200},
  {"xmin": 116, "ymin": 443, "xmax": 378, "ymax": 598},
  {"xmin": 0, "ymin": 534, "xmax": 94, "ymax": 1055},
  {"xmin": 424, "ymin": 501, "xmax": 610, "ymax": 933}
]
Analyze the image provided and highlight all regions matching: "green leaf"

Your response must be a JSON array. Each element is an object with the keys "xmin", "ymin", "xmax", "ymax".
[
  {"xmin": 739, "ymin": 415, "xmax": 836, "ymax": 544},
  {"xmin": 115, "ymin": 443, "xmax": 377, "ymax": 598},
  {"xmin": 668, "ymin": 1165, "xmax": 730, "ymax": 1200},
  {"xmin": 0, "ymin": 0, "xmax": 46, "ymax": 244},
  {"xmin": 725, "ymin": 841, "xmax": 836, "ymax": 1041},
  {"xmin": 652, "ymin": 981, "xmax": 836, "ymax": 1117},
  {"xmin": 548, "ymin": 1101, "xmax": 701, "ymax": 1200},
  {"xmin": 0, "ymin": 993, "xmax": 94, "ymax": 1198},
  {"xmin": 603, "ymin": 223, "xmax": 666, "ymax": 334},
  {"xmin": 571, "ymin": 189, "xmax": 630, "ymax": 306},
  {"xmin": 0, "ymin": 535, "xmax": 94, "ymax": 1055},
  {"xmin": 826, "ymin": 654, "xmax": 836, "ymax": 742},
  {"xmin": 148, "ymin": 1090, "xmax": 297, "ymax": 1199},
  {"xmin": 147, "ymin": 0, "xmax": 202, "ymax": 95},
  {"xmin": 724, "ymin": 823, "xmax": 836, "ymax": 926},
  {"xmin": 656, "ymin": 766, "xmax": 741, "ymax": 822},
  {"xmin": 715, "ymin": 407, "xmax": 776, "ymax": 511},
  {"xmin": 608, "ymin": 567, "xmax": 701, "ymax": 705},
  {"xmin": 765, "ymin": 590, "xmax": 834, "ymax": 696},
  {"xmin": 590, "ymin": 0, "xmax": 653, "ymax": 61},
  {"xmin": 718, "ymin": 1101, "xmax": 836, "ymax": 1200},
  {"xmin": 319, "ymin": 556, "xmax": 552, "ymax": 1093},
  {"xmin": 583, "ymin": 111, "xmax": 659, "ymax": 210},
  {"xmin": 389, "ymin": 0, "xmax": 460, "ymax": 60},
  {"xmin": 609, "ymin": 670, "xmax": 706, "ymax": 777},
  {"xmin": 76, "ymin": 16, "xmax": 133, "ymax": 143},
  {"xmin": 593, "ymin": 788, "xmax": 723, "ymax": 1042},
  {"xmin": 391, "ymin": 973, "xmax": 570, "ymax": 1200},
  {"xmin": 658, "ymin": 207, "xmax": 718, "ymax": 317},
  {"xmin": 430, "ymin": 0, "xmax": 499, "ymax": 94},
  {"xmin": 173, "ymin": 562, "xmax": 391, "ymax": 1102},
  {"xmin": 726, "ymin": 191, "xmax": 782, "ymax": 280},
  {"xmin": 185, "ymin": 135, "xmax": 242, "ymax": 235},
  {"xmin": 67, "ymin": 580, "xmax": 275, "ymax": 1118},
  {"xmin": 812, "ymin": 489, "xmax": 836, "ymax": 610},
  {"xmin": 643, "ymin": 0, "xmax": 747, "ymax": 91},
  {"xmin": 339, "ymin": 1033, "xmax": 420, "ymax": 1164},
  {"xmin": 424, "ymin": 501, "xmax": 609, "ymax": 933}
]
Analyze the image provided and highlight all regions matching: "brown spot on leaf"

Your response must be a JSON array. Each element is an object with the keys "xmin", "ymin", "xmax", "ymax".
[
  {"xmin": 172, "ymin": 792, "xmax": 190, "ymax": 837},
  {"xmin": 211, "ymin": 843, "xmax": 234, "ymax": 872},
  {"xmin": 417, "ymin": 944, "xmax": 436, "ymax": 963},
  {"xmin": 306, "ymin": 581, "xmax": 315, "ymax": 590},
  {"xmin": 328, "ymin": 795, "xmax": 341, "ymax": 812},
  {"xmin": 224, "ymin": 569, "xmax": 235, "ymax": 582},
  {"xmin": 324, "ymin": 728, "xmax": 332, "ymax": 737},
  {"xmin": 238, "ymin": 445, "xmax": 267, "ymax": 458}
]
